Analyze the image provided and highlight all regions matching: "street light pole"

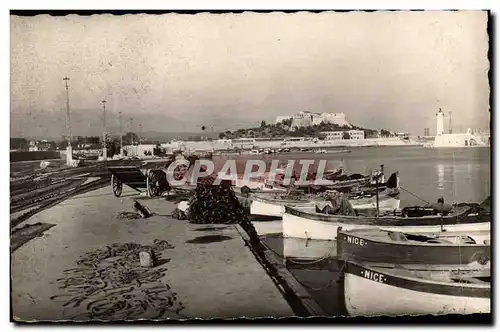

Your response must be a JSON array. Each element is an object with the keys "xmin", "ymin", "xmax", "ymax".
[
  {"xmin": 139, "ymin": 124, "xmax": 143, "ymax": 144},
  {"xmin": 119, "ymin": 111, "xmax": 123, "ymax": 156},
  {"xmin": 63, "ymin": 77, "xmax": 73, "ymax": 166},
  {"xmin": 138, "ymin": 123, "xmax": 142, "ymax": 156},
  {"xmin": 101, "ymin": 100, "xmax": 107, "ymax": 159},
  {"xmin": 129, "ymin": 117, "xmax": 134, "ymax": 156}
]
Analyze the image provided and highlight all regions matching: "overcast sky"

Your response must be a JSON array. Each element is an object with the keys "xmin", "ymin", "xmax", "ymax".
[{"xmin": 10, "ymin": 11, "xmax": 489, "ymax": 138}]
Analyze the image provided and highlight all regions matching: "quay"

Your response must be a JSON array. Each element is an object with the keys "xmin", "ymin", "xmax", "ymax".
[{"xmin": 11, "ymin": 185, "xmax": 299, "ymax": 321}]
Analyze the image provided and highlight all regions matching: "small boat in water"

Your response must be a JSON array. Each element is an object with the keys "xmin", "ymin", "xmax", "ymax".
[
  {"xmin": 329, "ymin": 149, "xmax": 351, "ymax": 154},
  {"xmin": 337, "ymin": 228, "xmax": 491, "ymax": 267},
  {"xmin": 250, "ymin": 190, "xmax": 401, "ymax": 217},
  {"xmin": 343, "ymin": 260, "xmax": 490, "ymax": 316},
  {"xmin": 282, "ymin": 203, "xmax": 490, "ymax": 241},
  {"xmin": 297, "ymin": 166, "xmax": 394, "ymax": 192},
  {"xmin": 314, "ymin": 149, "xmax": 327, "ymax": 154}
]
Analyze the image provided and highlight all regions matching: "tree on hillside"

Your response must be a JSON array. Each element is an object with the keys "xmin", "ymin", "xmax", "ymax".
[
  {"xmin": 218, "ymin": 132, "xmax": 226, "ymax": 139},
  {"xmin": 10, "ymin": 138, "xmax": 28, "ymax": 150},
  {"xmin": 281, "ymin": 118, "xmax": 293, "ymax": 127},
  {"xmin": 380, "ymin": 129, "xmax": 391, "ymax": 137},
  {"xmin": 260, "ymin": 120, "xmax": 267, "ymax": 128},
  {"xmin": 124, "ymin": 132, "xmax": 139, "ymax": 145}
]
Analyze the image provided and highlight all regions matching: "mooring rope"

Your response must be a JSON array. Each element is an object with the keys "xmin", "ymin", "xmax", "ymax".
[
  {"xmin": 399, "ymin": 186, "xmax": 430, "ymax": 205},
  {"xmin": 262, "ymin": 240, "xmax": 336, "ymax": 266}
]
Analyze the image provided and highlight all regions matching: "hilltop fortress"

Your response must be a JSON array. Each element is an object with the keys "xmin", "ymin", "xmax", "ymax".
[{"xmin": 276, "ymin": 111, "xmax": 352, "ymax": 129}]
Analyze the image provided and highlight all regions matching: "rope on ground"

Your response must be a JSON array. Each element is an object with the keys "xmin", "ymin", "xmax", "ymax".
[{"xmin": 51, "ymin": 239, "xmax": 184, "ymax": 320}]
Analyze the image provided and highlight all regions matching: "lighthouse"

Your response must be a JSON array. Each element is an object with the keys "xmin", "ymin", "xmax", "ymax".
[{"xmin": 436, "ymin": 108, "xmax": 445, "ymax": 136}]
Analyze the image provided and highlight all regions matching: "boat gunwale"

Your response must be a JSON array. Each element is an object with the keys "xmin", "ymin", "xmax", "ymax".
[
  {"xmin": 344, "ymin": 260, "xmax": 491, "ymax": 298},
  {"xmin": 337, "ymin": 229, "xmax": 491, "ymax": 248},
  {"xmin": 284, "ymin": 205, "xmax": 477, "ymax": 226},
  {"xmin": 251, "ymin": 192, "xmax": 400, "ymax": 205}
]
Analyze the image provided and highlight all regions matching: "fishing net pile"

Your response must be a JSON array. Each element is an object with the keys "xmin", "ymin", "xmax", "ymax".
[
  {"xmin": 51, "ymin": 239, "xmax": 184, "ymax": 320},
  {"xmin": 187, "ymin": 183, "xmax": 250, "ymax": 225}
]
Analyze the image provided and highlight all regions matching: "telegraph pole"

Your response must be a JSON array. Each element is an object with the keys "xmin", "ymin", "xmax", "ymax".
[
  {"xmin": 130, "ymin": 117, "xmax": 134, "ymax": 147},
  {"xmin": 63, "ymin": 77, "xmax": 73, "ymax": 165},
  {"xmin": 102, "ymin": 100, "xmax": 107, "ymax": 159},
  {"xmin": 119, "ymin": 111, "xmax": 123, "ymax": 156},
  {"xmin": 138, "ymin": 123, "xmax": 142, "ymax": 156},
  {"xmin": 449, "ymin": 111, "xmax": 452, "ymax": 134}
]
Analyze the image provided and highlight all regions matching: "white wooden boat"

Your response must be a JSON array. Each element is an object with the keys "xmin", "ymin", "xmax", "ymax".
[
  {"xmin": 343, "ymin": 261, "xmax": 490, "ymax": 316},
  {"xmin": 250, "ymin": 196, "xmax": 316, "ymax": 217},
  {"xmin": 282, "ymin": 205, "xmax": 490, "ymax": 241},
  {"xmin": 250, "ymin": 192, "xmax": 400, "ymax": 217},
  {"xmin": 282, "ymin": 236, "xmax": 337, "ymax": 260}
]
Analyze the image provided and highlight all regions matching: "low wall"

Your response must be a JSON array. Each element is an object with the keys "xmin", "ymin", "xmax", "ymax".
[
  {"xmin": 10, "ymin": 151, "xmax": 61, "ymax": 162},
  {"xmin": 123, "ymin": 137, "xmax": 422, "ymax": 156}
]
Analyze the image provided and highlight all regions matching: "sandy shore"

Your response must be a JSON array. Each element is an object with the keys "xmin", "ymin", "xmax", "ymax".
[{"xmin": 11, "ymin": 186, "xmax": 294, "ymax": 321}]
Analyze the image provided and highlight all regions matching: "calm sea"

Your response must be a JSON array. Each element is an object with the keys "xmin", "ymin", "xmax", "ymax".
[{"xmin": 219, "ymin": 146, "xmax": 491, "ymax": 206}]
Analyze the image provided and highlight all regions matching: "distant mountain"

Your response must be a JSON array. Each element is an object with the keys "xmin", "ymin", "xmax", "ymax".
[{"xmin": 139, "ymin": 131, "xmax": 220, "ymax": 142}]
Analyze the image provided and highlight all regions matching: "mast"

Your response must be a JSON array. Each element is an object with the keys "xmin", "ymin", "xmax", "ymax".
[
  {"xmin": 375, "ymin": 177, "xmax": 380, "ymax": 218},
  {"xmin": 375, "ymin": 164, "xmax": 384, "ymax": 218}
]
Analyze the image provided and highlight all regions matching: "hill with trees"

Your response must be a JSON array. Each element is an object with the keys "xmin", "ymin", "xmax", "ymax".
[{"xmin": 217, "ymin": 119, "xmax": 391, "ymax": 140}]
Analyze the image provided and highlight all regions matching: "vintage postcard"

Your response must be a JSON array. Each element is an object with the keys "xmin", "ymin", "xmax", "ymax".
[{"xmin": 10, "ymin": 10, "xmax": 491, "ymax": 322}]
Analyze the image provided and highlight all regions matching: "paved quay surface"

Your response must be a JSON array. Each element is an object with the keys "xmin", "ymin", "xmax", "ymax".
[{"xmin": 11, "ymin": 186, "xmax": 295, "ymax": 321}]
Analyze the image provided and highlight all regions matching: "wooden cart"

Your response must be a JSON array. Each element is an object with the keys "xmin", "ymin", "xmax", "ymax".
[{"xmin": 108, "ymin": 165, "xmax": 169, "ymax": 198}]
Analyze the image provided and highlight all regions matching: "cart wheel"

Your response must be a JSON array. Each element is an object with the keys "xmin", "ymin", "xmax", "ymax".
[
  {"xmin": 111, "ymin": 174, "xmax": 123, "ymax": 197},
  {"xmin": 147, "ymin": 170, "xmax": 160, "ymax": 197},
  {"xmin": 241, "ymin": 186, "xmax": 251, "ymax": 196}
]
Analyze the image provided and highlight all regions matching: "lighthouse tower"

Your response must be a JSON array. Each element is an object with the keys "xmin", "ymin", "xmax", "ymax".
[{"xmin": 436, "ymin": 108, "xmax": 445, "ymax": 136}]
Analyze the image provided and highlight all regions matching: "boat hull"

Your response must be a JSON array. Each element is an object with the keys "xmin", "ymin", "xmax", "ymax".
[
  {"xmin": 282, "ymin": 206, "xmax": 490, "ymax": 240},
  {"xmin": 250, "ymin": 198, "xmax": 314, "ymax": 217},
  {"xmin": 344, "ymin": 262, "xmax": 490, "ymax": 316},
  {"xmin": 282, "ymin": 236, "xmax": 337, "ymax": 260},
  {"xmin": 348, "ymin": 194, "xmax": 400, "ymax": 211},
  {"xmin": 337, "ymin": 229, "xmax": 491, "ymax": 266},
  {"xmin": 250, "ymin": 194, "xmax": 400, "ymax": 218}
]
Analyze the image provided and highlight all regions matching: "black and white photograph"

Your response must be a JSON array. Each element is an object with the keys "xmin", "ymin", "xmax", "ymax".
[{"xmin": 9, "ymin": 8, "xmax": 492, "ymax": 323}]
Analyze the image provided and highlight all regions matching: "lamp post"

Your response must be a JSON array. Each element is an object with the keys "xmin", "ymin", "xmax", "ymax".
[
  {"xmin": 102, "ymin": 100, "xmax": 107, "ymax": 159},
  {"xmin": 63, "ymin": 77, "xmax": 73, "ymax": 166},
  {"xmin": 119, "ymin": 111, "xmax": 123, "ymax": 156}
]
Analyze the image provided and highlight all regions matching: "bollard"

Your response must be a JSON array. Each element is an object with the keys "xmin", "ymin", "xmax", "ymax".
[{"xmin": 139, "ymin": 251, "xmax": 154, "ymax": 268}]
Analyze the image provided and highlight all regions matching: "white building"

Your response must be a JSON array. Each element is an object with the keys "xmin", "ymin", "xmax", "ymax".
[
  {"xmin": 432, "ymin": 109, "xmax": 488, "ymax": 148},
  {"xmin": 321, "ymin": 130, "xmax": 365, "ymax": 140},
  {"xmin": 275, "ymin": 115, "xmax": 292, "ymax": 124},
  {"xmin": 321, "ymin": 131, "xmax": 344, "ymax": 140},
  {"xmin": 231, "ymin": 138, "xmax": 255, "ymax": 150},
  {"xmin": 276, "ymin": 111, "xmax": 352, "ymax": 129},
  {"xmin": 348, "ymin": 130, "xmax": 365, "ymax": 140}
]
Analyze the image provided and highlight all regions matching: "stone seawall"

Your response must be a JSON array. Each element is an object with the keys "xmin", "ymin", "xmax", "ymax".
[{"xmin": 122, "ymin": 138, "xmax": 422, "ymax": 156}]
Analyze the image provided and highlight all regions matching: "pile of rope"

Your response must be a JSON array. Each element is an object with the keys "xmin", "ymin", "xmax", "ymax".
[
  {"xmin": 188, "ymin": 184, "xmax": 249, "ymax": 225},
  {"xmin": 51, "ymin": 239, "xmax": 183, "ymax": 320},
  {"xmin": 184, "ymin": 183, "xmax": 259, "ymax": 244}
]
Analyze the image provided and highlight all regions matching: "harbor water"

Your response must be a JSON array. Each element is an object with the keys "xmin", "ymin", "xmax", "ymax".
[
  {"xmin": 250, "ymin": 146, "xmax": 490, "ymax": 315},
  {"xmin": 224, "ymin": 146, "xmax": 491, "ymax": 206}
]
